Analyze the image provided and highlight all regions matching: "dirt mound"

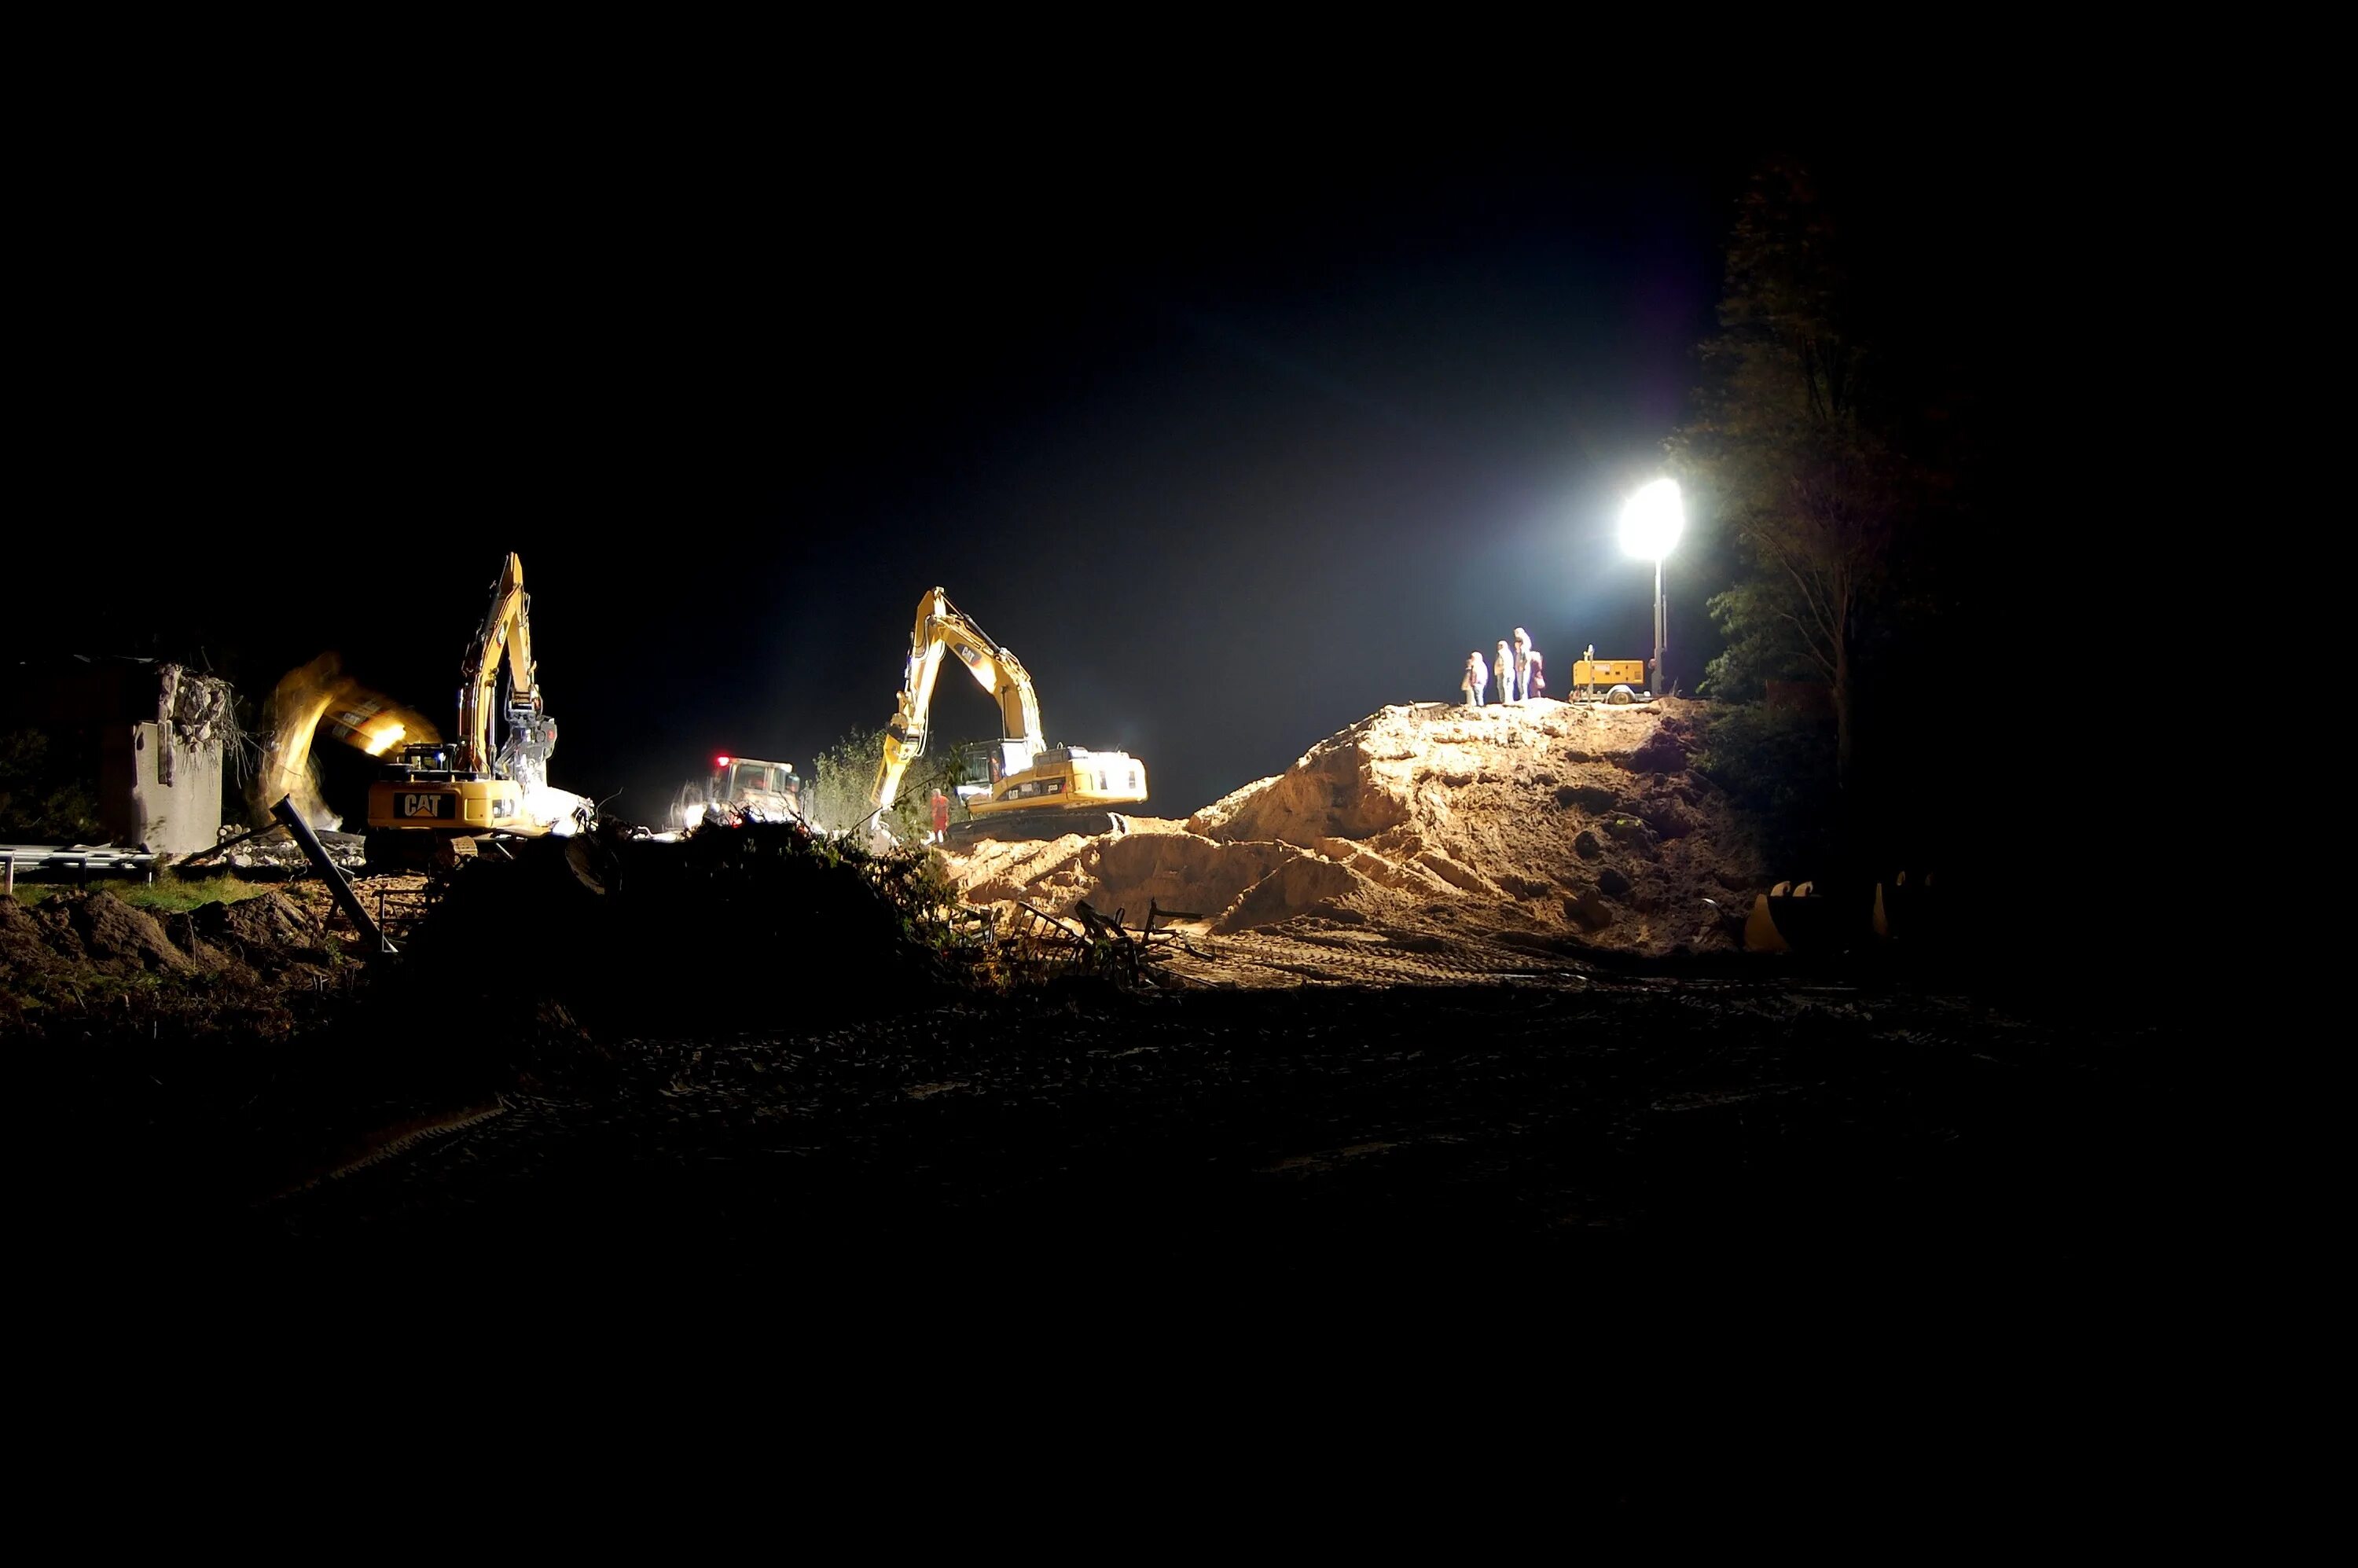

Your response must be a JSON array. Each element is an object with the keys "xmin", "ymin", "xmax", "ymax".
[
  {"xmin": 960, "ymin": 828, "xmax": 1394, "ymax": 936},
  {"xmin": 0, "ymin": 896, "xmax": 68, "ymax": 978},
  {"xmin": 0, "ymin": 886, "xmax": 350, "ymax": 997},
  {"xmin": 387, "ymin": 823, "xmax": 964, "ymax": 1042},
  {"xmin": 953, "ymin": 698, "xmax": 1763, "ymax": 962},
  {"xmin": 179, "ymin": 892, "xmax": 331, "ymax": 976},
  {"xmin": 44, "ymin": 891, "xmax": 193, "ymax": 975}
]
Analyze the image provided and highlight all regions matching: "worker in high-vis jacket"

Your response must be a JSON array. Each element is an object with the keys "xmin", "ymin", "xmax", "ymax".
[{"xmin": 1513, "ymin": 628, "xmax": 1545, "ymax": 701}]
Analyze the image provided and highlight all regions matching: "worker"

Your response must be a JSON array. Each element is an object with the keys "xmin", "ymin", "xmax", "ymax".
[
  {"xmin": 1462, "ymin": 651, "xmax": 1488, "ymax": 709},
  {"xmin": 1494, "ymin": 641, "xmax": 1515, "ymax": 706},
  {"xmin": 930, "ymin": 788, "xmax": 950, "ymax": 845},
  {"xmin": 1513, "ymin": 628, "xmax": 1545, "ymax": 701}
]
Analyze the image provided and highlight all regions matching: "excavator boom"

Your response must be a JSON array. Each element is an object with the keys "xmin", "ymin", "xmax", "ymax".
[
  {"xmin": 871, "ymin": 588, "xmax": 1045, "ymax": 817},
  {"xmin": 456, "ymin": 552, "xmax": 541, "ymax": 777}
]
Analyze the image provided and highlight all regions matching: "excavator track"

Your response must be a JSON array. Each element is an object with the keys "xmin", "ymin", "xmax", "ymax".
[
  {"xmin": 258, "ymin": 1100, "xmax": 512, "ymax": 1204},
  {"xmin": 948, "ymin": 809, "xmax": 1133, "ymax": 848}
]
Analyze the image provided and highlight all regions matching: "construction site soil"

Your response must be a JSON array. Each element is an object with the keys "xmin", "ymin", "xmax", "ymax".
[
  {"xmin": 9, "ymin": 700, "xmax": 2184, "ymax": 1279},
  {"xmin": 954, "ymin": 699, "xmax": 1757, "ymax": 984}
]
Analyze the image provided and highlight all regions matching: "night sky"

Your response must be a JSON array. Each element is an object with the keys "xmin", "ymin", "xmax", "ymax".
[
  {"xmin": 9, "ymin": 96, "xmax": 2188, "ymax": 990},
  {"xmin": 17, "ymin": 133, "xmax": 1757, "ymax": 824}
]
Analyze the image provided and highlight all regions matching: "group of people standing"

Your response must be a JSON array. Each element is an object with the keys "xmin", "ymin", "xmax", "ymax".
[{"xmin": 1463, "ymin": 628, "xmax": 1545, "ymax": 708}]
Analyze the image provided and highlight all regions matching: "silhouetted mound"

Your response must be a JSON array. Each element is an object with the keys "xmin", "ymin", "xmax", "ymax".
[
  {"xmin": 953, "ymin": 699, "xmax": 1764, "ymax": 965},
  {"xmin": 181, "ymin": 892, "xmax": 331, "ymax": 976},
  {"xmin": 0, "ymin": 888, "xmax": 344, "ymax": 990},
  {"xmin": 390, "ymin": 823, "xmax": 962, "ymax": 1042},
  {"xmin": 87, "ymin": 894, "xmax": 200, "ymax": 974},
  {"xmin": 0, "ymin": 896, "xmax": 67, "ymax": 979},
  {"xmin": 0, "ymin": 884, "xmax": 362, "ymax": 1059},
  {"xmin": 14, "ymin": 890, "xmax": 193, "ymax": 975}
]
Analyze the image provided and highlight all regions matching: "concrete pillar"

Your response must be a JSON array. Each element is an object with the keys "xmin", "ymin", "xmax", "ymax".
[{"xmin": 98, "ymin": 721, "xmax": 222, "ymax": 855}]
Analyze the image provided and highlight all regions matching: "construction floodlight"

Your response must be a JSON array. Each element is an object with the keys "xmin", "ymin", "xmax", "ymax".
[{"xmin": 1618, "ymin": 478, "xmax": 1684, "ymax": 562}]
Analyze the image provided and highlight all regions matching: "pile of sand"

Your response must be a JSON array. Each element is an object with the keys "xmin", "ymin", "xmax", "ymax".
[{"xmin": 949, "ymin": 699, "xmax": 1763, "ymax": 959}]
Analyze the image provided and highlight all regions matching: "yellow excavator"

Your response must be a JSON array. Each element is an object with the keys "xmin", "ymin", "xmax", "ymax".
[
  {"xmin": 870, "ymin": 587, "xmax": 1148, "ymax": 845},
  {"xmin": 362, "ymin": 552, "xmax": 589, "ymax": 868}
]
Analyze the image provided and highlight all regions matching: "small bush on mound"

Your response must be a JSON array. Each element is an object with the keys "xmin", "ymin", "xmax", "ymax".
[
  {"xmin": 390, "ymin": 822, "xmax": 982, "ymax": 1044},
  {"xmin": 1691, "ymin": 703, "xmax": 1838, "ymax": 875}
]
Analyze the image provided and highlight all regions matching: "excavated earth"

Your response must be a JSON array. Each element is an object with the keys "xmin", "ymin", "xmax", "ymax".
[
  {"xmin": 10, "ymin": 780, "xmax": 2183, "ymax": 1273},
  {"xmin": 952, "ymin": 698, "xmax": 1760, "ymax": 984},
  {"xmin": 0, "ymin": 883, "xmax": 353, "ymax": 997},
  {"xmin": 6, "ymin": 708, "xmax": 2184, "ymax": 1280}
]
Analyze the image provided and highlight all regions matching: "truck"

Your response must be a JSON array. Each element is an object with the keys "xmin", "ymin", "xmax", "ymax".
[{"xmin": 671, "ymin": 754, "xmax": 809, "ymax": 831}]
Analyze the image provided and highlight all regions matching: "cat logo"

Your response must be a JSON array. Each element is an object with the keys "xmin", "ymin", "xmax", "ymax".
[{"xmin": 402, "ymin": 792, "xmax": 453, "ymax": 819}]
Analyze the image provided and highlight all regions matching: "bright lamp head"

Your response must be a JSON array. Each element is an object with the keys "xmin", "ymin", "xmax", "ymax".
[{"xmin": 1618, "ymin": 478, "xmax": 1684, "ymax": 562}]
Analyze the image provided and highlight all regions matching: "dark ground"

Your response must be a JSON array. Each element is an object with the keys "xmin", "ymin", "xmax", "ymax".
[
  {"xmin": 120, "ymin": 965, "xmax": 2176, "ymax": 1283},
  {"xmin": 28, "ymin": 889, "xmax": 2204, "ymax": 1507},
  {"xmin": 17, "ymin": 827, "xmax": 2188, "ymax": 1294}
]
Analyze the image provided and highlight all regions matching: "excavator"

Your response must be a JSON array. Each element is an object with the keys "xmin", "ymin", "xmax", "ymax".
[
  {"xmin": 362, "ymin": 552, "xmax": 590, "ymax": 868},
  {"xmin": 870, "ymin": 587, "xmax": 1147, "ymax": 846}
]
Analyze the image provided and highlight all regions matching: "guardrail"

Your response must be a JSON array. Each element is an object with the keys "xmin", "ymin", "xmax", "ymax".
[{"xmin": 3, "ymin": 844, "xmax": 160, "ymax": 894}]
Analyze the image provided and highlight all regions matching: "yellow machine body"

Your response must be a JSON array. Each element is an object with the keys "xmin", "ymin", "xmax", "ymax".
[
  {"xmin": 365, "ymin": 773, "xmax": 527, "ymax": 835},
  {"xmin": 968, "ymin": 746, "xmax": 1148, "ymax": 821},
  {"xmin": 1573, "ymin": 658, "xmax": 1648, "ymax": 689}
]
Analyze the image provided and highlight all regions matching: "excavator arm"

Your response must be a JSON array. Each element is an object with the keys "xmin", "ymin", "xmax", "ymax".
[
  {"xmin": 870, "ymin": 587, "xmax": 1044, "ymax": 817},
  {"xmin": 454, "ymin": 552, "xmax": 549, "ymax": 784},
  {"xmin": 252, "ymin": 653, "xmax": 441, "ymax": 829}
]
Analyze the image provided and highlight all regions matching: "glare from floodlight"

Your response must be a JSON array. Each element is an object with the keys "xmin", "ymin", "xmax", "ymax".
[{"xmin": 1618, "ymin": 478, "xmax": 1684, "ymax": 562}]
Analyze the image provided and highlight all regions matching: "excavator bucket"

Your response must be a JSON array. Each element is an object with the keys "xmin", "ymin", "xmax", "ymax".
[
  {"xmin": 1743, "ymin": 880, "xmax": 1854, "ymax": 954},
  {"xmin": 1743, "ymin": 893, "xmax": 1788, "ymax": 953},
  {"xmin": 1872, "ymin": 871, "xmax": 1943, "ymax": 945}
]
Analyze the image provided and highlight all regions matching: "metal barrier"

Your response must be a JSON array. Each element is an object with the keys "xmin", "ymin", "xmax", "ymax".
[
  {"xmin": 990, "ymin": 898, "xmax": 1206, "ymax": 986},
  {"xmin": 373, "ymin": 880, "xmax": 444, "ymax": 949},
  {"xmin": 3, "ymin": 844, "xmax": 160, "ymax": 894}
]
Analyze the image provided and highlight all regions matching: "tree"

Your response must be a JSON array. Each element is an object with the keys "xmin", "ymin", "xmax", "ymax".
[
  {"xmin": 0, "ymin": 730, "xmax": 104, "ymax": 844},
  {"xmin": 1673, "ymin": 159, "xmax": 1923, "ymax": 817},
  {"xmin": 806, "ymin": 726, "xmax": 986, "ymax": 842},
  {"xmin": 808, "ymin": 728, "xmax": 887, "ymax": 838}
]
